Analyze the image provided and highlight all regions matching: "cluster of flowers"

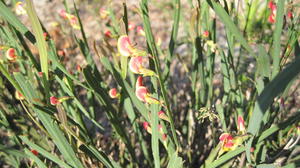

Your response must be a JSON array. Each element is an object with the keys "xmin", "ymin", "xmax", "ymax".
[
  {"xmin": 107, "ymin": 33, "xmax": 171, "ymax": 140},
  {"xmin": 99, "ymin": 8, "xmax": 145, "ymax": 38},
  {"xmin": 59, "ymin": 9, "xmax": 80, "ymax": 30}
]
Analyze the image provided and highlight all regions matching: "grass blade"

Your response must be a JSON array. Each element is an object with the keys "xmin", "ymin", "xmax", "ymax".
[{"xmin": 25, "ymin": 0, "xmax": 48, "ymax": 79}]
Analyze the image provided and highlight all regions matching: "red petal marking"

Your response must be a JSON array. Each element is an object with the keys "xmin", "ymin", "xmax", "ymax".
[
  {"xmin": 136, "ymin": 76, "xmax": 144, "ymax": 88},
  {"xmin": 135, "ymin": 86, "xmax": 148, "ymax": 102},
  {"xmin": 104, "ymin": 30, "xmax": 111, "ymax": 38},
  {"xmin": 118, "ymin": 35, "xmax": 132, "ymax": 57}
]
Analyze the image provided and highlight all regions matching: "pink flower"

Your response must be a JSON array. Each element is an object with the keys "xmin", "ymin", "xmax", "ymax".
[
  {"xmin": 137, "ymin": 26, "xmax": 145, "ymax": 36},
  {"xmin": 118, "ymin": 35, "xmax": 133, "ymax": 57},
  {"xmin": 203, "ymin": 30, "xmax": 209, "ymax": 38},
  {"xmin": 128, "ymin": 22, "xmax": 135, "ymax": 31},
  {"xmin": 135, "ymin": 76, "xmax": 160, "ymax": 104},
  {"xmin": 50, "ymin": 96, "xmax": 60, "ymax": 105},
  {"xmin": 6, "ymin": 48, "xmax": 17, "ymax": 62},
  {"xmin": 59, "ymin": 9, "xmax": 67, "ymax": 19},
  {"xmin": 129, "ymin": 56, "xmax": 157, "ymax": 76},
  {"xmin": 59, "ymin": 9, "xmax": 80, "ymax": 29},
  {"xmin": 237, "ymin": 116, "xmax": 246, "ymax": 133},
  {"xmin": 117, "ymin": 35, "xmax": 147, "ymax": 57},
  {"xmin": 109, "ymin": 88, "xmax": 120, "ymax": 99},
  {"xmin": 129, "ymin": 56, "xmax": 144, "ymax": 74}
]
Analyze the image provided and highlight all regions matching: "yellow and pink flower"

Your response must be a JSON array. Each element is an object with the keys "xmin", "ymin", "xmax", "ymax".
[
  {"xmin": 135, "ymin": 76, "xmax": 160, "ymax": 104},
  {"xmin": 129, "ymin": 56, "xmax": 156, "ymax": 77},
  {"xmin": 15, "ymin": 1, "xmax": 26, "ymax": 15},
  {"xmin": 137, "ymin": 26, "xmax": 145, "ymax": 36},
  {"xmin": 117, "ymin": 35, "xmax": 147, "ymax": 57}
]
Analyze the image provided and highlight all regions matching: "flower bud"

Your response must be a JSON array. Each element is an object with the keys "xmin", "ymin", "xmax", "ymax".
[
  {"xmin": 137, "ymin": 26, "xmax": 145, "ymax": 36},
  {"xmin": 15, "ymin": 91, "xmax": 25, "ymax": 100},
  {"xmin": 203, "ymin": 30, "xmax": 209, "ymax": 38},
  {"xmin": 31, "ymin": 149, "xmax": 38, "ymax": 156},
  {"xmin": 6, "ymin": 48, "xmax": 17, "ymax": 62},
  {"xmin": 237, "ymin": 116, "xmax": 246, "ymax": 133},
  {"xmin": 109, "ymin": 88, "xmax": 120, "ymax": 99},
  {"xmin": 50, "ymin": 96, "xmax": 59, "ymax": 105}
]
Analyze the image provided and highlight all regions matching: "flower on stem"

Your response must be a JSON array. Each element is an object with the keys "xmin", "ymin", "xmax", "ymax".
[
  {"xmin": 15, "ymin": 1, "xmax": 26, "ymax": 15},
  {"xmin": 135, "ymin": 76, "xmax": 161, "ymax": 104},
  {"xmin": 137, "ymin": 26, "xmax": 145, "ymax": 36},
  {"xmin": 59, "ymin": 9, "xmax": 80, "ymax": 30},
  {"xmin": 6, "ymin": 48, "xmax": 17, "ymax": 62},
  {"xmin": 219, "ymin": 133, "xmax": 236, "ymax": 152},
  {"xmin": 104, "ymin": 30, "xmax": 112, "ymax": 38},
  {"xmin": 128, "ymin": 22, "xmax": 135, "ymax": 31},
  {"xmin": 57, "ymin": 50, "xmax": 66, "ymax": 57},
  {"xmin": 237, "ymin": 116, "xmax": 246, "ymax": 134},
  {"xmin": 268, "ymin": 1, "xmax": 277, "ymax": 24},
  {"xmin": 50, "ymin": 96, "xmax": 71, "ymax": 105},
  {"xmin": 38, "ymin": 72, "xmax": 43, "ymax": 77},
  {"xmin": 203, "ymin": 30, "xmax": 209, "ymax": 38},
  {"xmin": 50, "ymin": 96, "xmax": 60, "ymax": 105},
  {"xmin": 287, "ymin": 11, "xmax": 293, "ymax": 19},
  {"xmin": 109, "ymin": 88, "xmax": 120, "ymax": 99},
  {"xmin": 129, "ymin": 56, "xmax": 157, "ymax": 77},
  {"xmin": 143, "ymin": 122, "xmax": 167, "ymax": 141},
  {"xmin": 158, "ymin": 110, "xmax": 170, "ymax": 122},
  {"xmin": 15, "ymin": 91, "xmax": 25, "ymax": 100},
  {"xmin": 117, "ymin": 35, "xmax": 147, "ymax": 57},
  {"xmin": 31, "ymin": 149, "xmax": 38, "ymax": 156},
  {"xmin": 43, "ymin": 32, "xmax": 49, "ymax": 41}
]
